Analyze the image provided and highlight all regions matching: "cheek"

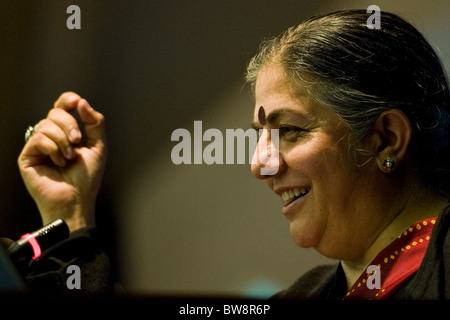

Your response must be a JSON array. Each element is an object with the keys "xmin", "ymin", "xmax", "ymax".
[
  {"xmin": 310, "ymin": 147, "xmax": 362, "ymax": 215},
  {"xmin": 285, "ymin": 139, "xmax": 360, "ymax": 225},
  {"xmin": 279, "ymin": 123, "xmax": 378, "ymax": 255},
  {"xmin": 284, "ymin": 137, "xmax": 352, "ymax": 186}
]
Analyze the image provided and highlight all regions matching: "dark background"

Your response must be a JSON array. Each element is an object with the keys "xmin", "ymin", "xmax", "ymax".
[{"xmin": 1, "ymin": 0, "xmax": 449, "ymax": 296}]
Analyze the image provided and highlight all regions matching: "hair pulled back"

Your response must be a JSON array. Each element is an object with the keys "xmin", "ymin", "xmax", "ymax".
[{"xmin": 247, "ymin": 9, "xmax": 450, "ymax": 196}]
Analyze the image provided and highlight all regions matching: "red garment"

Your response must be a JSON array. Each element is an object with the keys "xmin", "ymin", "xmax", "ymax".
[{"xmin": 344, "ymin": 216, "xmax": 437, "ymax": 299}]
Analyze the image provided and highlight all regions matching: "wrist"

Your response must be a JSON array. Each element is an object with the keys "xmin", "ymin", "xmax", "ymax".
[{"xmin": 39, "ymin": 203, "xmax": 96, "ymax": 233}]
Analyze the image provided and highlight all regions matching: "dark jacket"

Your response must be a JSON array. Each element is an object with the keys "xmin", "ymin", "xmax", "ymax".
[
  {"xmin": 24, "ymin": 227, "xmax": 114, "ymax": 293},
  {"xmin": 272, "ymin": 203, "xmax": 450, "ymax": 299}
]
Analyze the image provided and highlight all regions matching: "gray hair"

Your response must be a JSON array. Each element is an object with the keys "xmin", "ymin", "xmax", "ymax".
[{"xmin": 246, "ymin": 9, "xmax": 450, "ymax": 196}]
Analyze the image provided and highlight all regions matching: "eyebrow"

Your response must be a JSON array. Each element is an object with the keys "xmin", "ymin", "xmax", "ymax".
[{"xmin": 251, "ymin": 108, "xmax": 309, "ymax": 129}]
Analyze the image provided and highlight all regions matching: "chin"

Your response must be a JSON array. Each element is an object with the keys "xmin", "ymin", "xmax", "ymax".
[
  {"xmin": 289, "ymin": 222, "xmax": 352, "ymax": 260},
  {"xmin": 312, "ymin": 236, "xmax": 361, "ymax": 261},
  {"xmin": 289, "ymin": 222, "xmax": 321, "ymax": 249}
]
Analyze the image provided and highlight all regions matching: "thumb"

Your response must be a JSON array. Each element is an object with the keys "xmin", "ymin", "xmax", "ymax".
[{"xmin": 77, "ymin": 99, "xmax": 106, "ymax": 148}]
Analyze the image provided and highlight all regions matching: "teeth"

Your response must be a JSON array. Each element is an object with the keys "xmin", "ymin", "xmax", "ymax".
[{"xmin": 281, "ymin": 187, "xmax": 310, "ymax": 202}]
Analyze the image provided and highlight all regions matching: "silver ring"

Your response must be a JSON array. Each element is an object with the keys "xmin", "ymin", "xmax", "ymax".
[{"xmin": 25, "ymin": 124, "xmax": 39, "ymax": 143}]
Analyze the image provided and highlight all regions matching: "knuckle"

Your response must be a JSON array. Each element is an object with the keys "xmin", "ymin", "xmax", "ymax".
[
  {"xmin": 46, "ymin": 140, "xmax": 61, "ymax": 156},
  {"xmin": 37, "ymin": 118, "xmax": 49, "ymax": 128},
  {"xmin": 48, "ymin": 109, "xmax": 77, "ymax": 130},
  {"xmin": 96, "ymin": 113, "xmax": 105, "ymax": 124},
  {"xmin": 47, "ymin": 108, "xmax": 61, "ymax": 120},
  {"xmin": 31, "ymin": 131, "xmax": 45, "ymax": 143},
  {"xmin": 54, "ymin": 92, "xmax": 80, "ymax": 108}
]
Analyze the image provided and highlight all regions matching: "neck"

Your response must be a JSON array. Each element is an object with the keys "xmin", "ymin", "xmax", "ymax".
[{"xmin": 341, "ymin": 194, "xmax": 447, "ymax": 290}]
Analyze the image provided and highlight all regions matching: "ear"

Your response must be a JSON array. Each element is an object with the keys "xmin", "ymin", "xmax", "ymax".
[{"xmin": 369, "ymin": 109, "xmax": 412, "ymax": 173}]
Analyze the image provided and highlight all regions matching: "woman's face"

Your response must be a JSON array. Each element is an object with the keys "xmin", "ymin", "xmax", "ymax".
[{"xmin": 251, "ymin": 64, "xmax": 393, "ymax": 260}]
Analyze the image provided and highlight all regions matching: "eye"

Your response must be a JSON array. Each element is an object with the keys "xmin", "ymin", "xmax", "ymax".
[{"xmin": 279, "ymin": 125, "xmax": 305, "ymax": 142}]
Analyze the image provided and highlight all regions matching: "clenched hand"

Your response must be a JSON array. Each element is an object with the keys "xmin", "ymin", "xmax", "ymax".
[{"xmin": 18, "ymin": 92, "xmax": 107, "ymax": 232}]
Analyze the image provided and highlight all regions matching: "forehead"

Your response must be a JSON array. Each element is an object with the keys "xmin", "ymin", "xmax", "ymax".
[
  {"xmin": 254, "ymin": 65, "xmax": 292, "ymax": 105},
  {"xmin": 253, "ymin": 64, "xmax": 311, "ymax": 119},
  {"xmin": 252, "ymin": 64, "xmax": 344, "ymax": 130}
]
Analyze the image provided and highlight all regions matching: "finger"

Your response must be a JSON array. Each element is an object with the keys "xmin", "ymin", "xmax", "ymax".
[
  {"xmin": 53, "ymin": 91, "xmax": 82, "ymax": 112},
  {"xmin": 47, "ymin": 107, "xmax": 82, "ymax": 144},
  {"xmin": 21, "ymin": 132, "xmax": 67, "ymax": 168},
  {"xmin": 77, "ymin": 99, "xmax": 106, "ymax": 148},
  {"xmin": 35, "ymin": 118, "xmax": 76, "ymax": 160}
]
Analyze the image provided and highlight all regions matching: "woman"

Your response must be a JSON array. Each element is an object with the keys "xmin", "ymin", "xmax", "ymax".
[
  {"xmin": 16, "ymin": 10, "xmax": 450, "ymax": 298},
  {"xmin": 247, "ymin": 10, "xmax": 450, "ymax": 299}
]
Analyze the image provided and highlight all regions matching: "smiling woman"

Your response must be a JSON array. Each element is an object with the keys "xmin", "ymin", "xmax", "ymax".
[
  {"xmin": 246, "ymin": 9, "xmax": 450, "ymax": 299},
  {"xmin": 9, "ymin": 8, "xmax": 450, "ymax": 300}
]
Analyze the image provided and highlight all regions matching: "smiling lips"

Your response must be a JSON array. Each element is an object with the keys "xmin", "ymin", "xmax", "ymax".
[{"xmin": 281, "ymin": 187, "xmax": 311, "ymax": 206}]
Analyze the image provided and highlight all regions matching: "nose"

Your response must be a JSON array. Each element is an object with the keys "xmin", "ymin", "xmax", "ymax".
[{"xmin": 251, "ymin": 128, "xmax": 285, "ymax": 179}]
